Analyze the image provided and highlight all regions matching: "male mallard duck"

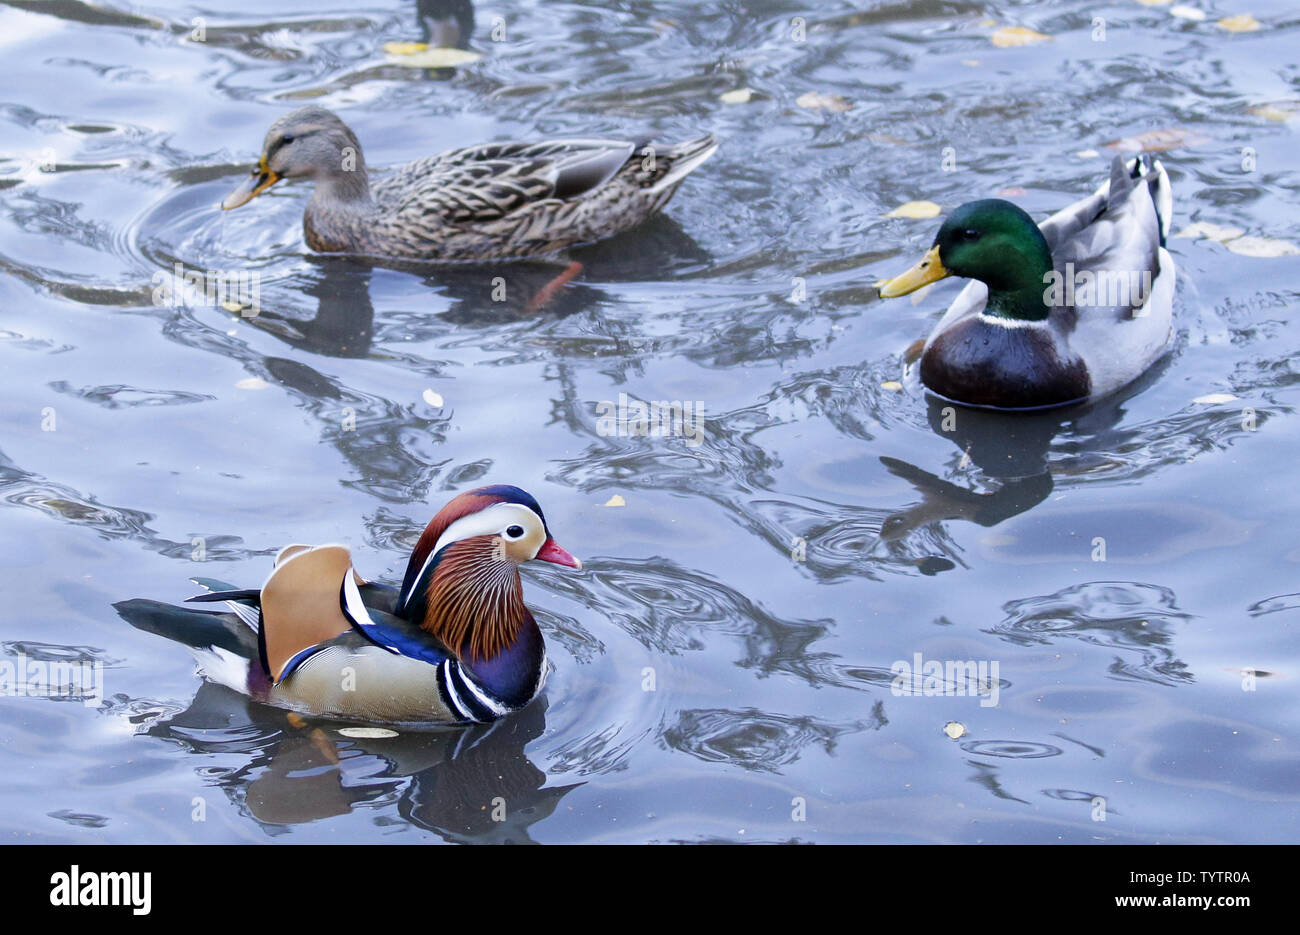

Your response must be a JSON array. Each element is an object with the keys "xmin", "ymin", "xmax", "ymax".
[
  {"xmin": 878, "ymin": 155, "xmax": 1175, "ymax": 410},
  {"xmin": 115, "ymin": 485, "xmax": 580, "ymax": 724},
  {"xmin": 221, "ymin": 105, "xmax": 718, "ymax": 261}
]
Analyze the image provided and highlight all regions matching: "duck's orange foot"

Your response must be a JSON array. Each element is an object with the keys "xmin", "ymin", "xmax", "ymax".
[{"xmin": 526, "ymin": 261, "xmax": 584, "ymax": 313}]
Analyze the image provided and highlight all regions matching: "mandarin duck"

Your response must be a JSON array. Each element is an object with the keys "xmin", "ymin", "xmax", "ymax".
[{"xmin": 116, "ymin": 485, "xmax": 579, "ymax": 725}]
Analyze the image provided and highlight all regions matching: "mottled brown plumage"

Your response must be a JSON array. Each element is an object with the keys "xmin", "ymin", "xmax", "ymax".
[{"xmin": 222, "ymin": 105, "xmax": 718, "ymax": 261}]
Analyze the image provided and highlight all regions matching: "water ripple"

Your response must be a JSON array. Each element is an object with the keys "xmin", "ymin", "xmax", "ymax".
[
  {"xmin": 663, "ymin": 705, "xmax": 882, "ymax": 773},
  {"xmin": 960, "ymin": 741, "xmax": 1062, "ymax": 760},
  {"xmin": 991, "ymin": 581, "xmax": 1195, "ymax": 687}
]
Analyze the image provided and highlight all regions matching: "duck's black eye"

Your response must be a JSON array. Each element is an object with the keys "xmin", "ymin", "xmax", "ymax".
[
  {"xmin": 505, "ymin": 525, "xmax": 525, "ymax": 539},
  {"xmin": 960, "ymin": 228, "xmax": 980, "ymax": 241},
  {"xmin": 280, "ymin": 135, "xmax": 294, "ymax": 145}
]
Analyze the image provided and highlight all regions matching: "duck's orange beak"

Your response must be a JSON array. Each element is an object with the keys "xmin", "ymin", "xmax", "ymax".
[
  {"xmin": 222, "ymin": 155, "xmax": 280, "ymax": 210},
  {"xmin": 535, "ymin": 538, "xmax": 581, "ymax": 570}
]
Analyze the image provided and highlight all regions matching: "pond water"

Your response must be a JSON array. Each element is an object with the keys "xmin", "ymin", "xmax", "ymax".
[{"xmin": 1, "ymin": 0, "xmax": 1298, "ymax": 843}]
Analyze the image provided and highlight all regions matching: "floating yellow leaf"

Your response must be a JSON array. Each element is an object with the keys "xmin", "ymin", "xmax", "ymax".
[
  {"xmin": 880, "ymin": 381, "xmax": 903, "ymax": 392},
  {"xmin": 796, "ymin": 91, "xmax": 852, "ymax": 113},
  {"xmin": 979, "ymin": 532, "xmax": 1018, "ymax": 547},
  {"xmin": 1193, "ymin": 392, "xmax": 1239, "ymax": 404},
  {"xmin": 604, "ymin": 494, "xmax": 626, "ymax": 507},
  {"xmin": 382, "ymin": 41, "xmax": 429, "ymax": 55},
  {"xmin": 338, "ymin": 727, "xmax": 400, "ymax": 738},
  {"xmin": 885, "ymin": 200, "xmax": 941, "ymax": 219},
  {"xmin": 235, "ymin": 377, "xmax": 269, "ymax": 390},
  {"xmin": 1169, "ymin": 5, "xmax": 1206, "ymax": 20},
  {"xmin": 866, "ymin": 132, "xmax": 908, "ymax": 146},
  {"xmin": 1174, "ymin": 221, "xmax": 1245, "ymax": 243},
  {"xmin": 978, "ymin": 18, "xmax": 997, "ymax": 27},
  {"xmin": 719, "ymin": 88, "xmax": 753, "ymax": 104},
  {"xmin": 422, "ymin": 388, "xmax": 444, "ymax": 407},
  {"xmin": 1225, "ymin": 236, "xmax": 1300, "ymax": 258},
  {"xmin": 1174, "ymin": 224, "xmax": 1299, "ymax": 256},
  {"xmin": 1106, "ymin": 126, "xmax": 1210, "ymax": 152},
  {"xmin": 944, "ymin": 721, "xmax": 967, "ymax": 739},
  {"xmin": 386, "ymin": 47, "xmax": 481, "ymax": 68},
  {"xmin": 1249, "ymin": 101, "xmax": 1300, "ymax": 122},
  {"xmin": 1216, "ymin": 13, "xmax": 1261, "ymax": 32},
  {"xmin": 991, "ymin": 26, "xmax": 1051, "ymax": 47}
]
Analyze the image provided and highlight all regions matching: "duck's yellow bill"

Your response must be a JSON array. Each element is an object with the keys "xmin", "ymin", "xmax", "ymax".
[
  {"xmin": 221, "ymin": 157, "xmax": 279, "ymax": 210},
  {"xmin": 878, "ymin": 246, "xmax": 950, "ymax": 298}
]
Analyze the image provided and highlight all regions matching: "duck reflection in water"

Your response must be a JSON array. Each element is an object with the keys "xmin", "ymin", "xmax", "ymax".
[
  {"xmin": 413, "ymin": 212, "xmax": 711, "ymax": 327},
  {"xmin": 243, "ymin": 212, "xmax": 709, "ymax": 355},
  {"xmin": 416, "ymin": 0, "xmax": 475, "ymax": 50},
  {"xmin": 240, "ymin": 257, "xmax": 378, "ymax": 358},
  {"xmin": 139, "ymin": 679, "xmax": 577, "ymax": 842},
  {"xmin": 875, "ymin": 381, "xmax": 1155, "ymax": 568},
  {"xmin": 243, "ymin": 255, "xmax": 590, "ymax": 357},
  {"xmin": 380, "ymin": 2, "xmax": 477, "ymax": 80}
]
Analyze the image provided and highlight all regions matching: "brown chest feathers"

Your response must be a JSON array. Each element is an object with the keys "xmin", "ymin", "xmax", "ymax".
[{"xmin": 421, "ymin": 540, "xmax": 527, "ymax": 663}]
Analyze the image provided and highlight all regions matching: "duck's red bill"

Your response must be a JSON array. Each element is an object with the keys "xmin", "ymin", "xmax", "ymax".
[{"xmin": 535, "ymin": 538, "xmax": 581, "ymax": 569}]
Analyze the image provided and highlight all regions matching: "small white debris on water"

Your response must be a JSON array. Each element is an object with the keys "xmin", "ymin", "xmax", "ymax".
[{"xmin": 338, "ymin": 727, "xmax": 399, "ymax": 739}]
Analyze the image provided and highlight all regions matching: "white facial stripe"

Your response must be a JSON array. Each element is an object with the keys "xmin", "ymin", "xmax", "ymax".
[
  {"xmin": 431, "ymin": 502, "xmax": 543, "ymax": 556},
  {"xmin": 401, "ymin": 502, "xmax": 544, "ymax": 611}
]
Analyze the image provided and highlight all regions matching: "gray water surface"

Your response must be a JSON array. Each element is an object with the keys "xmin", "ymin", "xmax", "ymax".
[{"xmin": 1, "ymin": 0, "xmax": 1298, "ymax": 843}]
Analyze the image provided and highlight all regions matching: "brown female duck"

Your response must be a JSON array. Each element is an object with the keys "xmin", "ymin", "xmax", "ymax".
[{"xmin": 222, "ymin": 106, "xmax": 717, "ymax": 262}]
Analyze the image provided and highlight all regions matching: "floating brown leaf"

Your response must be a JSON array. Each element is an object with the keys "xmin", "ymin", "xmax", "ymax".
[
  {"xmin": 1106, "ymin": 127, "xmax": 1211, "ymax": 152},
  {"xmin": 796, "ymin": 91, "xmax": 852, "ymax": 113}
]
